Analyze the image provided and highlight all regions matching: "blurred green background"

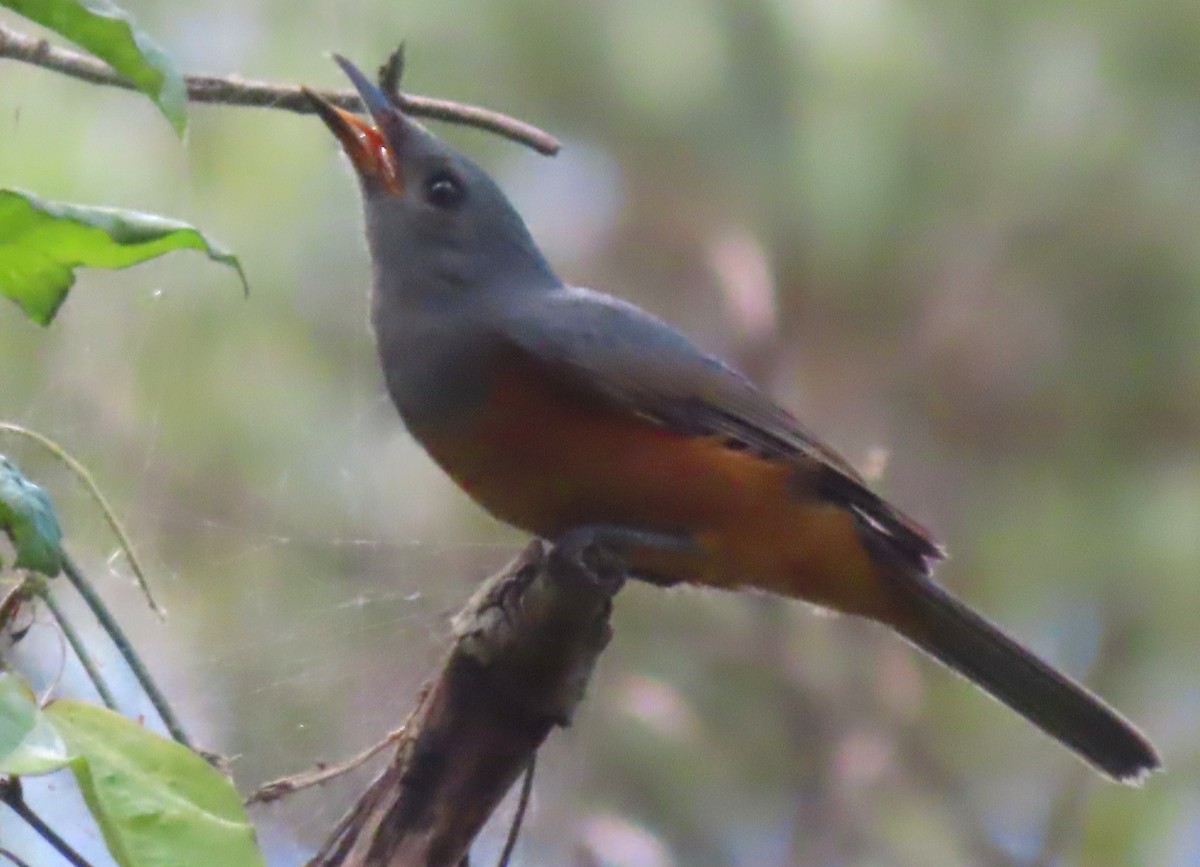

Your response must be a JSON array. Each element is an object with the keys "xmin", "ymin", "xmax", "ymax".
[{"xmin": 2, "ymin": 0, "xmax": 1198, "ymax": 864}]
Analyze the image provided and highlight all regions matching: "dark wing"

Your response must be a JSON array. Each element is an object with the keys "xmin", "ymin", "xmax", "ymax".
[{"xmin": 496, "ymin": 286, "xmax": 944, "ymax": 568}]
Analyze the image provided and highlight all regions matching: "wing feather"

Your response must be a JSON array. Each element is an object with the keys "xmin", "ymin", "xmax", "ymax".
[{"xmin": 496, "ymin": 286, "xmax": 943, "ymax": 567}]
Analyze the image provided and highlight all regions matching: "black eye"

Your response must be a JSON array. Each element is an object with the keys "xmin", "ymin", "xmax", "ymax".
[{"xmin": 424, "ymin": 170, "xmax": 465, "ymax": 209}]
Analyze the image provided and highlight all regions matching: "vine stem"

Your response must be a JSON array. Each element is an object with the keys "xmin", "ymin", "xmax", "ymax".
[
  {"xmin": 495, "ymin": 755, "xmax": 536, "ymax": 867},
  {"xmin": 0, "ymin": 779, "xmax": 95, "ymax": 867},
  {"xmin": 33, "ymin": 576, "xmax": 120, "ymax": 712},
  {"xmin": 61, "ymin": 554, "xmax": 192, "ymax": 749},
  {"xmin": 0, "ymin": 423, "xmax": 162, "ymax": 619}
]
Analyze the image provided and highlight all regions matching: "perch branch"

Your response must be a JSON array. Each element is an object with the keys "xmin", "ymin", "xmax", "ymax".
[
  {"xmin": 308, "ymin": 540, "xmax": 624, "ymax": 867},
  {"xmin": 0, "ymin": 24, "xmax": 561, "ymax": 155}
]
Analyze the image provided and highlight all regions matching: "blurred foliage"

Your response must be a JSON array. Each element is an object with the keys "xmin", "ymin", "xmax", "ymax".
[
  {"xmin": 0, "ymin": 0, "xmax": 187, "ymax": 132},
  {"xmin": 0, "ymin": 453, "xmax": 63, "ymax": 573},
  {"xmin": 48, "ymin": 697, "xmax": 264, "ymax": 866},
  {"xmin": 0, "ymin": 189, "xmax": 246, "ymax": 325},
  {"xmin": 1, "ymin": 0, "xmax": 1198, "ymax": 864}
]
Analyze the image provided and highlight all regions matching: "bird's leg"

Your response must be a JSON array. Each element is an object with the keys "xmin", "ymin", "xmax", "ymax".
[{"xmin": 552, "ymin": 525, "xmax": 698, "ymax": 587}]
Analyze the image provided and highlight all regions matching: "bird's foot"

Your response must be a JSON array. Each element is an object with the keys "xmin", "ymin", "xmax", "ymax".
[{"xmin": 551, "ymin": 525, "xmax": 696, "ymax": 588}]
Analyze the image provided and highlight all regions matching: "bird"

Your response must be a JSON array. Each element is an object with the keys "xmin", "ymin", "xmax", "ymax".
[{"xmin": 304, "ymin": 55, "xmax": 1161, "ymax": 784}]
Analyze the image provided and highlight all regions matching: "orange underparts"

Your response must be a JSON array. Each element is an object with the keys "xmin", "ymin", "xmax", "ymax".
[{"xmin": 417, "ymin": 352, "xmax": 890, "ymax": 619}]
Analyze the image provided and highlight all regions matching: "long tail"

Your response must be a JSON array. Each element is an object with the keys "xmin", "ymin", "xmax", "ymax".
[{"xmin": 879, "ymin": 568, "xmax": 1161, "ymax": 783}]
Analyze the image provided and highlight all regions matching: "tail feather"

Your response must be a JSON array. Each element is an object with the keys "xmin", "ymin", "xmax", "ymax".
[{"xmin": 880, "ymin": 569, "xmax": 1161, "ymax": 783}]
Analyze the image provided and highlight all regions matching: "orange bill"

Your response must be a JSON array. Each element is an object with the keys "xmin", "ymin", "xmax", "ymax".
[{"xmin": 302, "ymin": 87, "xmax": 404, "ymax": 193}]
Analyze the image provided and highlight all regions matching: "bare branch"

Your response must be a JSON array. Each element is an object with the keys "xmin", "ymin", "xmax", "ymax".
[
  {"xmin": 0, "ymin": 24, "xmax": 561, "ymax": 155},
  {"xmin": 247, "ymin": 722, "xmax": 413, "ymax": 806},
  {"xmin": 309, "ymin": 540, "xmax": 623, "ymax": 867}
]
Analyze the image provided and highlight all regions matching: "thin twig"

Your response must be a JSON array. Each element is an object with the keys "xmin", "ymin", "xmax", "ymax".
[
  {"xmin": 0, "ymin": 423, "xmax": 162, "ymax": 618},
  {"xmin": 0, "ymin": 24, "xmax": 561, "ymax": 155},
  {"xmin": 495, "ymin": 754, "xmax": 536, "ymax": 867},
  {"xmin": 60, "ymin": 554, "xmax": 192, "ymax": 749},
  {"xmin": 247, "ymin": 722, "xmax": 410, "ymax": 805},
  {"xmin": 32, "ymin": 576, "xmax": 120, "ymax": 712},
  {"xmin": 0, "ymin": 847, "xmax": 35, "ymax": 867},
  {"xmin": 0, "ymin": 779, "xmax": 95, "ymax": 867},
  {"xmin": 377, "ymin": 44, "xmax": 406, "ymax": 103},
  {"xmin": 309, "ymin": 758, "xmax": 411, "ymax": 867}
]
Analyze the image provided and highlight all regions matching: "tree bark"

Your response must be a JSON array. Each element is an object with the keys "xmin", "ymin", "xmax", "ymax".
[{"xmin": 311, "ymin": 540, "xmax": 624, "ymax": 867}]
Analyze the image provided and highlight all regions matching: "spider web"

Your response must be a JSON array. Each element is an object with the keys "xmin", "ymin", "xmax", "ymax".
[{"xmin": 0, "ymin": 263, "xmax": 552, "ymax": 865}]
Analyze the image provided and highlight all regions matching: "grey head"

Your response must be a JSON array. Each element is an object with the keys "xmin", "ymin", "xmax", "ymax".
[
  {"xmin": 304, "ymin": 56, "xmax": 565, "ymax": 425},
  {"xmin": 304, "ymin": 55, "xmax": 561, "ymax": 313}
]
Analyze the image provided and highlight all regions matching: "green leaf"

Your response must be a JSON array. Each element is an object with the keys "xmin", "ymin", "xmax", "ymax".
[
  {"xmin": 0, "ymin": 673, "xmax": 72, "ymax": 775},
  {"xmin": 1, "ymin": 0, "xmax": 188, "ymax": 134},
  {"xmin": 0, "ymin": 189, "xmax": 248, "ymax": 326},
  {"xmin": 47, "ymin": 700, "xmax": 265, "ymax": 867},
  {"xmin": 0, "ymin": 455, "xmax": 65, "ymax": 576}
]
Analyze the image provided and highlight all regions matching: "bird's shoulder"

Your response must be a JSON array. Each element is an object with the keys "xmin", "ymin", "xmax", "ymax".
[
  {"xmin": 495, "ymin": 285, "xmax": 846, "ymax": 466},
  {"xmin": 492, "ymin": 285, "xmax": 944, "ymax": 568}
]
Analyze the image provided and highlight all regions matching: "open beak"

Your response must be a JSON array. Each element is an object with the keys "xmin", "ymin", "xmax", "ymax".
[{"xmin": 303, "ymin": 55, "xmax": 404, "ymax": 193}]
